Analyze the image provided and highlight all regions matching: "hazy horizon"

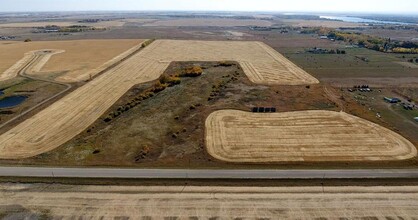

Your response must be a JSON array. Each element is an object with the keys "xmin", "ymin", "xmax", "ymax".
[{"xmin": 1, "ymin": 0, "xmax": 417, "ymax": 14}]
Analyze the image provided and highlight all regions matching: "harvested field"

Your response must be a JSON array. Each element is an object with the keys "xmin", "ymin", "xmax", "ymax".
[
  {"xmin": 206, "ymin": 110, "xmax": 417, "ymax": 162},
  {"xmin": 139, "ymin": 40, "xmax": 318, "ymax": 85},
  {"xmin": 144, "ymin": 18, "xmax": 273, "ymax": 27},
  {"xmin": 0, "ymin": 20, "xmax": 126, "ymax": 28},
  {"xmin": 0, "ymin": 50, "xmax": 44, "ymax": 81},
  {"xmin": 0, "ymin": 40, "xmax": 318, "ymax": 159},
  {"xmin": 0, "ymin": 49, "xmax": 65, "ymax": 81},
  {"xmin": 1, "ymin": 184, "xmax": 418, "ymax": 219},
  {"xmin": 0, "ymin": 40, "xmax": 143, "ymax": 82}
]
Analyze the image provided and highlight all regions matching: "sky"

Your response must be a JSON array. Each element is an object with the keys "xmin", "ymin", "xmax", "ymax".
[{"xmin": 1, "ymin": 0, "xmax": 417, "ymax": 14}]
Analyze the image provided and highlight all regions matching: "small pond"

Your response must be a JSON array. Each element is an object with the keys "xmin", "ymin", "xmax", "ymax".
[{"xmin": 0, "ymin": 95, "xmax": 27, "ymax": 108}]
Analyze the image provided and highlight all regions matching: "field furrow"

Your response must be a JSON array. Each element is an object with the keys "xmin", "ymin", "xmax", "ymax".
[{"xmin": 205, "ymin": 110, "xmax": 417, "ymax": 162}]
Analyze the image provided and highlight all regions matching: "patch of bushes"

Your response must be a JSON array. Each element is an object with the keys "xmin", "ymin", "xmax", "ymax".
[
  {"xmin": 141, "ymin": 39, "xmax": 155, "ymax": 48},
  {"xmin": 135, "ymin": 145, "xmax": 150, "ymax": 162},
  {"xmin": 159, "ymin": 74, "xmax": 181, "ymax": 86},
  {"xmin": 208, "ymin": 73, "xmax": 239, "ymax": 101},
  {"xmin": 177, "ymin": 66, "xmax": 203, "ymax": 77},
  {"xmin": 215, "ymin": 61, "xmax": 235, "ymax": 67},
  {"xmin": 103, "ymin": 67, "xmax": 204, "ymax": 123}
]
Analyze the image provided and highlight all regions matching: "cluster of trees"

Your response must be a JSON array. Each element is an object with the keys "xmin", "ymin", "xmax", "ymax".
[
  {"xmin": 59, "ymin": 26, "xmax": 105, "ymax": 33},
  {"xmin": 39, "ymin": 25, "xmax": 105, "ymax": 33},
  {"xmin": 307, "ymin": 47, "xmax": 346, "ymax": 54},
  {"xmin": 302, "ymin": 27, "xmax": 418, "ymax": 54},
  {"xmin": 328, "ymin": 31, "xmax": 417, "ymax": 54}
]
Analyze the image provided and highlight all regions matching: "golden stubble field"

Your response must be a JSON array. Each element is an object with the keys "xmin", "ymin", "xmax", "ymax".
[
  {"xmin": 1, "ymin": 184, "xmax": 418, "ymax": 219},
  {"xmin": 0, "ymin": 39, "xmax": 143, "ymax": 82},
  {"xmin": 0, "ymin": 39, "xmax": 318, "ymax": 159},
  {"xmin": 205, "ymin": 110, "xmax": 417, "ymax": 162}
]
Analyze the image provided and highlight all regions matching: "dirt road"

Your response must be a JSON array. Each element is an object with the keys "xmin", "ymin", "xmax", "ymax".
[{"xmin": 1, "ymin": 184, "xmax": 417, "ymax": 219}]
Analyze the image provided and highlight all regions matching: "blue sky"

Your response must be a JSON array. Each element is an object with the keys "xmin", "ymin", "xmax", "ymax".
[{"xmin": 1, "ymin": 0, "xmax": 417, "ymax": 13}]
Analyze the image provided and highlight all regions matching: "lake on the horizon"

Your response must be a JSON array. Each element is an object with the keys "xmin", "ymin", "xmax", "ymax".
[{"xmin": 320, "ymin": 15, "xmax": 410, "ymax": 25}]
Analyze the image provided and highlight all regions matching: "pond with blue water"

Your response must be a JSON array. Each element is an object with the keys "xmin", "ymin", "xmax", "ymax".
[{"xmin": 0, "ymin": 95, "xmax": 27, "ymax": 108}]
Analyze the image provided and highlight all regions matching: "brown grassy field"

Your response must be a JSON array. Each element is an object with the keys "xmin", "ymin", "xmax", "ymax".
[
  {"xmin": 0, "ymin": 20, "xmax": 127, "ymax": 28},
  {"xmin": 206, "ymin": 110, "xmax": 416, "ymax": 162},
  {"xmin": 0, "ymin": 40, "xmax": 143, "ymax": 82},
  {"xmin": 0, "ymin": 40, "xmax": 318, "ymax": 159},
  {"xmin": 143, "ymin": 18, "xmax": 273, "ymax": 27},
  {"xmin": 1, "ymin": 184, "xmax": 418, "ymax": 219}
]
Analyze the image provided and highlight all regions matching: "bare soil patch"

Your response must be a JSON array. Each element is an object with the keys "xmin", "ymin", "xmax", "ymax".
[{"xmin": 206, "ymin": 110, "xmax": 416, "ymax": 162}]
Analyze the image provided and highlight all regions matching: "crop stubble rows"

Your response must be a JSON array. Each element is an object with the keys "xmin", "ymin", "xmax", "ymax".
[
  {"xmin": 205, "ymin": 110, "xmax": 417, "ymax": 162},
  {"xmin": 1, "ymin": 184, "xmax": 418, "ymax": 218},
  {"xmin": 0, "ymin": 40, "xmax": 317, "ymax": 159}
]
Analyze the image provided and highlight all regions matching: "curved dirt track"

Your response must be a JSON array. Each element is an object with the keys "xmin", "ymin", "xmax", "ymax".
[
  {"xmin": 0, "ymin": 40, "xmax": 318, "ymax": 159},
  {"xmin": 1, "ymin": 184, "xmax": 418, "ymax": 219},
  {"xmin": 206, "ymin": 110, "xmax": 417, "ymax": 162},
  {"xmin": 0, "ymin": 39, "xmax": 143, "ymax": 83},
  {"xmin": 0, "ymin": 49, "xmax": 64, "ymax": 81}
]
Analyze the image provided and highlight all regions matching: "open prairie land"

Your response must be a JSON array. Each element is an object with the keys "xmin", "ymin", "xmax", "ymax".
[
  {"xmin": 206, "ymin": 110, "xmax": 416, "ymax": 162},
  {"xmin": 0, "ymin": 20, "xmax": 127, "ymax": 28},
  {"xmin": 143, "ymin": 18, "xmax": 274, "ymax": 27},
  {"xmin": 0, "ymin": 40, "xmax": 143, "ymax": 82},
  {"xmin": 0, "ymin": 40, "xmax": 315, "ymax": 159},
  {"xmin": 1, "ymin": 184, "xmax": 418, "ymax": 219}
]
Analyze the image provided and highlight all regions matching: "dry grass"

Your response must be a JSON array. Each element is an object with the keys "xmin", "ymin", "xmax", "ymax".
[
  {"xmin": 0, "ymin": 39, "xmax": 317, "ymax": 159},
  {"xmin": 205, "ymin": 110, "xmax": 417, "ymax": 162},
  {"xmin": 0, "ymin": 39, "xmax": 143, "ymax": 82},
  {"xmin": 1, "ymin": 184, "xmax": 418, "ymax": 219},
  {"xmin": 144, "ymin": 18, "xmax": 273, "ymax": 27},
  {"xmin": 395, "ymin": 61, "xmax": 418, "ymax": 69},
  {"xmin": 0, "ymin": 20, "xmax": 126, "ymax": 28}
]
